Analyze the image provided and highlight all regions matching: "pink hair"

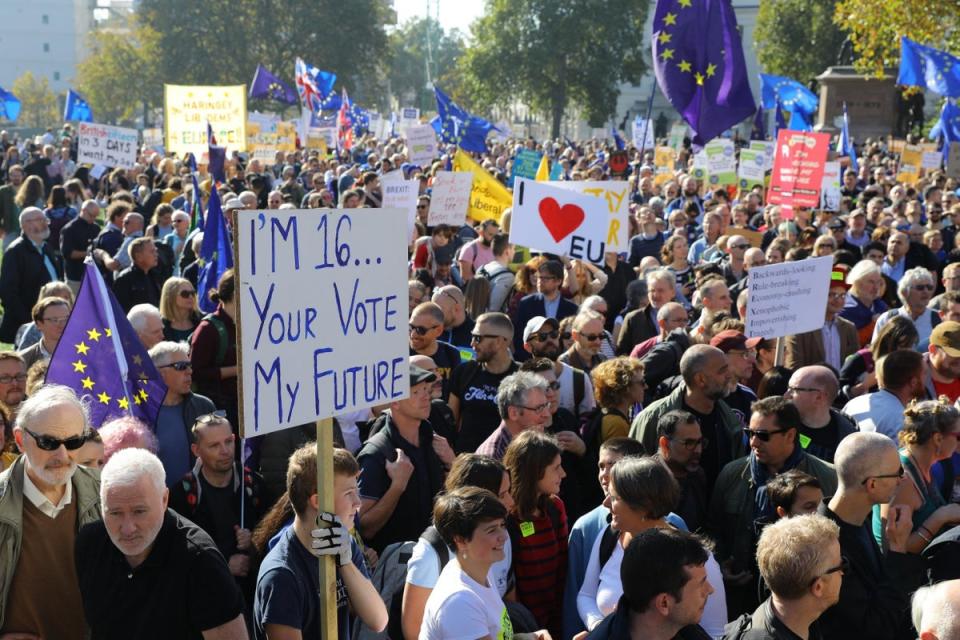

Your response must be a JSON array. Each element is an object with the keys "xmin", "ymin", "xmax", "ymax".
[{"xmin": 98, "ymin": 416, "xmax": 159, "ymax": 464}]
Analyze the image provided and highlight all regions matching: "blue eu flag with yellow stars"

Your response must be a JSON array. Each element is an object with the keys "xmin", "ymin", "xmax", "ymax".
[
  {"xmin": 899, "ymin": 37, "xmax": 960, "ymax": 98},
  {"xmin": 46, "ymin": 262, "xmax": 167, "ymax": 429},
  {"xmin": 931, "ymin": 100, "xmax": 960, "ymax": 145},
  {"xmin": 432, "ymin": 86, "xmax": 497, "ymax": 153},
  {"xmin": 652, "ymin": 0, "xmax": 756, "ymax": 146}
]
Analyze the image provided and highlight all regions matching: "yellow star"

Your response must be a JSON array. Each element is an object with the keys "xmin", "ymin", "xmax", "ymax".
[
  {"xmin": 661, "ymin": 48, "xmax": 675, "ymax": 60},
  {"xmin": 117, "ymin": 397, "xmax": 130, "ymax": 410},
  {"xmin": 132, "ymin": 355, "xmax": 142, "ymax": 366},
  {"xmin": 72, "ymin": 360, "xmax": 87, "ymax": 374},
  {"xmin": 98, "ymin": 391, "xmax": 111, "ymax": 405},
  {"xmin": 87, "ymin": 328, "xmax": 101, "ymax": 342},
  {"xmin": 139, "ymin": 389, "xmax": 149, "ymax": 401},
  {"xmin": 695, "ymin": 72, "xmax": 705, "ymax": 85},
  {"xmin": 104, "ymin": 328, "xmax": 112, "ymax": 337},
  {"xmin": 678, "ymin": 0, "xmax": 692, "ymax": 7},
  {"xmin": 75, "ymin": 342, "xmax": 89, "ymax": 356},
  {"xmin": 81, "ymin": 377, "xmax": 95, "ymax": 390},
  {"xmin": 658, "ymin": 31, "xmax": 672, "ymax": 45},
  {"xmin": 706, "ymin": 63, "xmax": 717, "ymax": 78},
  {"xmin": 134, "ymin": 395, "xmax": 142, "ymax": 405},
  {"xmin": 678, "ymin": 59, "xmax": 692, "ymax": 73},
  {"xmin": 664, "ymin": 12, "xmax": 677, "ymax": 25}
]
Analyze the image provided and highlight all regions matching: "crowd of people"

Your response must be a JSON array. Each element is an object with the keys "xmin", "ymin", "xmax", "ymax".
[{"xmin": 1, "ymin": 118, "xmax": 960, "ymax": 640}]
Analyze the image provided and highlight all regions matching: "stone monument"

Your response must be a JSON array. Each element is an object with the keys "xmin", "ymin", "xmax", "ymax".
[{"xmin": 816, "ymin": 66, "xmax": 898, "ymax": 139}]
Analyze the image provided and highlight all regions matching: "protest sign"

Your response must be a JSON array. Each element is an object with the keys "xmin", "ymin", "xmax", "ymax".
[
  {"xmin": 510, "ymin": 149, "xmax": 543, "ymax": 187},
  {"xmin": 948, "ymin": 143, "xmax": 960, "ymax": 180},
  {"xmin": 737, "ymin": 149, "xmax": 766, "ymax": 189},
  {"xmin": 820, "ymin": 161, "xmax": 841, "ymax": 211},
  {"xmin": 669, "ymin": 123, "xmax": 687, "ymax": 151},
  {"xmin": 744, "ymin": 256, "xmax": 833, "ymax": 340},
  {"xmin": 78, "ymin": 123, "xmax": 138, "ymax": 169},
  {"xmin": 705, "ymin": 139, "xmax": 737, "ymax": 186},
  {"xmin": 380, "ymin": 172, "xmax": 419, "ymax": 242},
  {"xmin": 400, "ymin": 107, "xmax": 420, "ymax": 135},
  {"xmin": 142, "ymin": 127, "xmax": 164, "ymax": 154},
  {"xmin": 654, "ymin": 147, "xmax": 676, "ymax": 186},
  {"xmin": 921, "ymin": 150, "xmax": 942, "ymax": 171},
  {"xmin": 510, "ymin": 179, "xmax": 609, "ymax": 261},
  {"xmin": 550, "ymin": 180, "xmax": 630, "ymax": 254},
  {"xmin": 428, "ymin": 172, "xmax": 473, "ymax": 226},
  {"xmin": 768, "ymin": 130, "xmax": 830, "ymax": 209},
  {"xmin": 248, "ymin": 121, "xmax": 297, "ymax": 162},
  {"xmin": 452, "ymin": 149, "xmax": 513, "ymax": 224},
  {"xmin": 889, "ymin": 139, "xmax": 906, "ymax": 154},
  {"xmin": 406, "ymin": 125, "xmax": 438, "ymax": 169},
  {"xmin": 749, "ymin": 140, "xmax": 775, "ymax": 171},
  {"xmin": 164, "ymin": 84, "xmax": 247, "ymax": 156},
  {"xmin": 692, "ymin": 149, "xmax": 708, "ymax": 181},
  {"xmin": 896, "ymin": 144, "xmax": 923, "ymax": 183},
  {"xmin": 236, "ymin": 208, "xmax": 410, "ymax": 438},
  {"xmin": 633, "ymin": 119, "xmax": 655, "ymax": 150}
]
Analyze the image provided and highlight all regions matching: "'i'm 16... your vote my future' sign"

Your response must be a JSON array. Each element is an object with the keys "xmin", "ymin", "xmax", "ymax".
[{"xmin": 236, "ymin": 208, "xmax": 410, "ymax": 437}]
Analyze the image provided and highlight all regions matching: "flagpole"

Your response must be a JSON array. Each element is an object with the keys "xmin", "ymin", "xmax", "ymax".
[
  {"xmin": 639, "ymin": 88, "xmax": 656, "ymax": 159},
  {"xmin": 239, "ymin": 436, "xmax": 246, "ymax": 530}
]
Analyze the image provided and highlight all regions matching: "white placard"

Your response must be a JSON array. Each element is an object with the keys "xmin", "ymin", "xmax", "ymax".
[
  {"xmin": 820, "ymin": 161, "xmax": 841, "ymax": 211},
  {"xmin": 406, "ymin": 125, "xmax": 439, "ymax": 169},
  {"xmin": 632, "ymin": 119, "xmax": 655, "ymax": 150},
  {"xmin": 427, "ymin": 171, "xmax": 473, "ymax": 226},
  {"xmin": 400, "ymin": 107, "xmax": 420, "ymax": 135},
  {"xmin": 921, "ymin": 150, "xmax": 943, "ymax": 170},
  {"xmin": 237, "ymin": 208, "xmax": 410, "ymax": 437},
  {"xmin": 745, "ymin": 256, "xmax": 834, "ymax": 340},
  {"xmin": 381, "ymin": 172, "xmax": 420, "ymax": 242},
  {"xmin": 737, "ymin": 149, "xmax": 766, "ymax": 186},
  {"xmin": 78, "ymin": 123, "xmax": 138, "ymax": 169},
  {"xmin": 142, "ymin": 127, "xmax": 164, "ymax": 153},
  {"xmin": 549, "ymin": 180, "xmax": 630, "ymax": 254},
  {"xmin": 749, "ymin": 140, "xmax": 775, "ymax": 171},
  {"xmin": 509, "ymin": 178, "xmax": 609, "ymax": 260}
]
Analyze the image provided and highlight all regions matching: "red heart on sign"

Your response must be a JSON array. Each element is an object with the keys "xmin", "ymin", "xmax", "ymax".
[{"xmin": 538, "ymin": 197, "xmax": 585, "ymax": 243}]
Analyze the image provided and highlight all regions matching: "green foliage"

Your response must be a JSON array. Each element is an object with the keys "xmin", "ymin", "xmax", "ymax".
[
  {"xmin": 388, "ymin": 18, "xmax": 465, "ymax": 112},
  {"xmin": 755, "ymin": 0, "xmax": 847, "ymax": 83},
  {"xmin": 11, "ymin": 72, "xmax": 59, "ymax": 128},
  {"xmin": 457, "ymin": 0, "xmax": 649, "ymax": 138}
]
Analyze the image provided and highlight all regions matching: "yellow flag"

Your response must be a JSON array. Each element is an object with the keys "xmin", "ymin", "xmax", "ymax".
[
  {"xmin": 535, "ymin": 154, "xmax": 550, "ymax": 182},
  {"xmin": 452, "ymin": 148, "xmax": 513, "ymax": 224}
]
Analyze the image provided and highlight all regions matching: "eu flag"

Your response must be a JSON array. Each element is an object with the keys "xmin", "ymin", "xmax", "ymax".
[
  {"xmin": 433, "ymin": 86, "xmax": 497, "ymax": 153},
  {"xmin": 207, "ymin": 122, "xmax": 226, "ymax": 184},
  {"xmin": 249, "ymin": 64, "xmax": 298, "ymax": 104},
  {"xmin": 652, "ymin": 0, "xmax": 756, "ymax": 146},
  {"xmin": 64, "ymin": 89, "xmax": 93, "ymax": 123},
  {"xmin": 930, "ymin": 100, "xmax": 960, "ymax": 145},
  {"xmin": 898, "ymin": 37, "xmax": 960, "ymax": 98},
  {"xmin": 0, "ymin": 86, "xmax": 20, "ymax": 122},
  {"xmin": 46, "ymin": 262, "xmax": 167, "ymax": 428},
  {"xmin": 837, "ymin": 101, "xmax": 859, "ymax": 174},
  {"xmin": 760, "ymin": 74, "xmax": 818, "ymax": 115},
  {"xmin": 197, "ymin": 186, "xmax": 233, "ymax": 314}
]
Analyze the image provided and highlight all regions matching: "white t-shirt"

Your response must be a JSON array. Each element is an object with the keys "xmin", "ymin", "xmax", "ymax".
[
  {"xmin": 419, "ymin": 559, "xmax": 513, "ymax": 640},
  {"xmin": 406, "ymin": 534, "xmax": 511, "ymax": 597}
]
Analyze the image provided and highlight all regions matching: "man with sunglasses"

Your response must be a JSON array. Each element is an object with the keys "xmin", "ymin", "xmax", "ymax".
[
  {"xmin": 872, "ymin": 266, "xmax": 940, "ymax": 348},
  {"xmin": 559, "ymin": 309, "xmax": 607, "ymax": 375},
  {"xmin": 720, "ymin": 234, "xmax": 750, "ymax": 286},
  {"xmin": 0, "ymin": 385, "xmax": 99, "ymax": 639},
  {"xmin": 784, "ymin": 265, "xmax": 859, "ymax": 371},
  {"xmin": 708, "ymin": 396, "xmax": 837, "ymax": 617},
  {"xmin": 523, "ymin": 316, "xmax": 595, "ymax": 418},
  {"xmin": 408, "ymin": 302, "xmax": 463, "ymax": 403},
  {"xmin": 513, "ymin": 260, "xmax": 579, "ymax": 360},
  {"xmin": 817, "ymin": 432, "xmax": 921, "ymax": 640}
]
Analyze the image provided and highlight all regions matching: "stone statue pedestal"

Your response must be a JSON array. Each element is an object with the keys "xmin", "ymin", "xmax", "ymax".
[{"xmin": 815, "ymin": 66, "xmax": 898, "ymax": 139}]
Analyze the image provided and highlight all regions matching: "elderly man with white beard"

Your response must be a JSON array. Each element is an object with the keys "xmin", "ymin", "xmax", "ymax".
[{"xmin": 0, "ymin": 384, "xmax": 101, "ymax": 639}]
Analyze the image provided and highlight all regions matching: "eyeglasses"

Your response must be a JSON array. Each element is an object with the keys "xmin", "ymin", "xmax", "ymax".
[
  {"xmin": 546, "ymin": 381, "xmax": 561, "ymax": 391},
  {"xmin": 160, "ymin": 361, "xmax": 192, "ymax": 371},
  {"xmin": 671, "ymin": 436, "xmax": 708, "ymax": 451},
  {"xmin": 579, "ymin": 332, "xmax": 604, "ymax": 342},
  {"xmin": 178, "ymin": 289, "xmax": 196, "ymax": 299},
  {"xmin": 416, "ymin": 205, "xmax": 428, "ymax": 210},
  {"xmin": 561, "ymin": 332, "xmax": 572, "ymax": 341},
  {"xmin": 787, "ymin": 386, "xmax": 821, "ymax": 395},
  {"xmin": 861, "ymin": 466, "xmax": 905, "ymax": 485},
  {"xmin": 471, "ymin": 333, "xmax": 504, "ymax": 343},
  {"xmin": 810, "ymin": 556, "xmax": 849, "ymax": 585},
  {"xmin": 913, "ymin": 284, "xmax": 935, "ymax": 291},
  {"xmin": 22, "ymin": 426, "xmax": 88, "ymax": 451},
  {"xmin": 409, "ymin": 324, "xmax": 439, "ymax": 336},
  {"xmin": 516, "ymin": 401, "xmax": 552, "ymax": 414},
  {"xmin": 728, "ymin": 349, "xmax": 756, "ymax": 360},
  {"xmin": 532, "ymin": 275, "xmax": 558, "ymax": 282},
  {"xmin": 828, "ymin": 292, "xmax": 847, "ymax": 300},
  {"xmin": 743, "ymin": 427, "xmax": 790, "ymax": 442},
  {"xmin": 41, "ymin": 315, "xmax": 69, "ymax": 325},
  {"xmin": 195, "ymin": 410, "xmax": 227, "ymax": 427},
  {"xmin": 531, "ymin": 330, "xmax": 559, "ymax": 342},
  {"xmin": 0, "ymin": 373, "xmax": 27, "ymax": 385}
]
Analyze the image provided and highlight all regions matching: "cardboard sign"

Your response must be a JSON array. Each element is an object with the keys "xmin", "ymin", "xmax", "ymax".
[
  {"xmin": 921, "ymin": 150, "xmax": 943, "ymax": 171},
  {"xmin": 551, "ymin": 180, "xmax": 630, "ymax": 254},
  {"xmin": 164, "ymin": 84, "xmax": 247, "ymax": 156},
  {"xmin": 510, "ymin": 149, "xmax": 543, "ymax": 187},
  {"xmin": 236, "ymin": 208, "xmax": 410, "ymax": 437},
  {"xmin": 510, "ymin": 179, "xmax": 609, "ymax": 261},
  {"xmin": 380, "ymin": 172, "xmax": 420, "ymax": 242},
  {"xmin": 737, "ymin": 148, "xmax": 766, "ymax": 189},
  {"xmin": 820, "ymin": 161, "xmax": 841, "ymax": 211},
  {"xmin": 248, "ymin": 121, "xmax": 297, "ymax": 162},
  {"xmin": 669, "ymin": 123, "xmax": 687, "ymax": 151},
  {"xmin": 609, "ymin": 151, "xmax": 629, "ymax": 177},
  {"xmin": 78, "ymin": 123, "xmax": 138, "ymax": 169},
  {"xmin": 768, "ymin": 130, "xmax": 830, "ymax": 209},
  {"xmin": 654, "ymin": 147, "xmax": 676, "ymax": 186},
  {"xmin": 400, "ymin": 107, "xmax": 420, "ymax": 135},
  {"xmin": 896, "ymin": 144, "xmax": 923, "ymax": 184},
  {"xmin": 452, "ymin": 149, "xmax": 513, "ymax": 224},
  {"xmin": 948, "ymin": 143, "xmax": 960, "ymax": 180},
  {"xmin": 749, "ymin": 140, "xmax": 775, "ymax": 171},
  {"xmin": 692, "ymin": 149, "xmax": 708, "ymax": 181},
  {"xmin": 406, "ymin": 125, "xmax": 438, "ymax": 169},
  {"xmin": 428, "ymin": 172, "xmax": 473, "ymax": 226},
  {"xmin": 705, "ymin": 139, "xmax": 737, "ymax": 186},
  {"xmin": 142, "ymin": 127, "xmax": 164, "ymax": 154},
  {"xmin": 744, "ymin": 256, "xmax": 833, "ymax": 340},
  {"xmin": 633, "ymin": 119, "xmax": 655, "ymax": 150}
]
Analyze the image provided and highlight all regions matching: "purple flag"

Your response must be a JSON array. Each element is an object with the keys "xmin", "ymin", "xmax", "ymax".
[
  {"xmin": 249, "ymin": 64, "xmax": 298, "ymax": 104},
  {"xmin": 652, "ymin": 0, "xmax": 757, "ymax": 146},
  {"xmin": 46, "ymin": 263, "xmax": 167, "ymax": 428},
  {"xmin": 207, "ymin": 122, "xmax": 226, "ymax": 184}
]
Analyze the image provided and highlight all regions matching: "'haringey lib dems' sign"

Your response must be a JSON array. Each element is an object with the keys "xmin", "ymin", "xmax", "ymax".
[
  {"xmin": 164, "ymin": 84, "xmax": 247, "ymax": 157},
  {"xmin": 744, "ymin": 256, "xmax": 833, "ymax": 340},
  {"xmin": 236, "ymin": 209, "xmax": 410, "ymax": 437},
  {"xmin": 78, "ymin": 123, "xmax": 138, "ymax": 169}
]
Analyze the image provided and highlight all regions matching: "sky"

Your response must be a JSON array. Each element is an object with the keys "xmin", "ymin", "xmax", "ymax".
[{"xmin": 393, "ymin": 0, "xmax": 486, "ymax": 36}]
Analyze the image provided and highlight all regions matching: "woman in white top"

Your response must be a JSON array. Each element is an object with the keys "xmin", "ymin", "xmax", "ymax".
[
  {"xmin": 419, "ymin": 487, "xmax": 550, "ymax": 640},
  {"xmin": 402, "ymin": 454, "xmax": 516, "ymax": 640},
  {"xmin": 576, "ymin": 456, "xmax": 727, "ymax": 637}
]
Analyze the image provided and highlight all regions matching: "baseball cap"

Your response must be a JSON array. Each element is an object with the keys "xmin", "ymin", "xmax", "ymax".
[
  {"xmin": 410, "ymin": 365, "xmax": 438, "ymax": 387},
  {"xmin": 710, "ymin": 330, "xmax": 762, "ymax": 353},
  {"xmin": 827, "ymin": 219, "xmax": 846, "ymax": 230},
  {"xmin": 523, "ymin": 316, "xmax": 559, "ymax": 343},
  {"xmin": 931, "ymin": 321, "xmax": 960, "ymax": 357},
  {"xmin": 830, "ymin": 264, "xmax": 851, "ymax": 291}
]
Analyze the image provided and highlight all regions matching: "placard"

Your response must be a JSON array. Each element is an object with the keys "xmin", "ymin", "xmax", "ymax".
[
  {"xmin": 948, "ymin": 143, "xmax": 960, "ymax": 180},
  {"xmin": 380, "ymin": 172, "xmax": 419, "ymax": 242},
  {"xmin": 744, "ymin": 256, "xmax": 833, "ymax": 339},
  {"xmin": 749, "ymin": 140, "xmax": 775, "ymax": 171},
  {"xmin": 164, "ymin": 84, "xmax": 247, "ymax": 156},
  {"xmin": 654, "ymin": 147, "xmax": 676, "ymax": 186},
  {"xmin": 896, "ymin": 144, "xmax": 923, "ymax": 184},
  {"xmin": 452, "ymin": 149, "xmax": 513, "ymax": 224},
  {"xmin": 633, "ymin": 119, "xmax": 655, "ymax": 150},
  {"xmin": 400, "ymin": 107, "xmax": 420, "ymax": 135},
  {"xmin": 737, "ymin": 148, "xmax": 766, "ymax": 188},
  {"xmin": 428, "ymin": 172, "xmax": 473, "ymax": 226},
  {"xmin": 406, "ymin": 125, "xmax": 438, "ymax": 169},
  {"xmin": 705, "ymin": 139, "xmax": 737, "ymax": 186},
  {"xmin": 142, "ymin": 127, "xmax": 164, "ymax": 154},
  {"xmin": 550, "ymin": 180, "xmax": 630, "ymax": 254},
  {"xmin": 510, "ymin": 149, "xmax": 543, "ymax": 187},
  {"xmin": 248, "ymin": 121, "xmax": 297, "ymax": 162},
  {"xmin": 768, "ymin": 130, "xmax": 830, "ymax": 209},
  {"xmin": 509, "ymin": 179, "xmax": 609, "ymax": 261},
  {"xmin": 820, "ymin": 161, "xmax": 841, "ymax": 211},
  {"xmin": 669, "ymin": 123, "xmax": 687, "ymax": 151},
  {"xmin": 236, "ymin": 208, "xmax": 410, "ymax": 437},
  {"xmin": 921, "ymin": 150, "xmax": 943, "ymax": 171},
  {"xmin": 77, "ymin": 123, "xmax": 138, "ymax": 169}
]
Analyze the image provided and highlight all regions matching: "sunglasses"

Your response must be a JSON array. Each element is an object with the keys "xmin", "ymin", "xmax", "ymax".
[
  {"xmin": 532, "ymin": 330, "xmax": 559, "ymax": 342},
  {"xmin": 409, "ymin": 324, "xmax": 439, "ymax": 336},
  {"xmin": 742, "ymin": 427, "xmax": 790, "ymax": 442},
  {"xmin": 579, "ymin": 332, "xmax": 604, "ymax": 342},
  {"xmin": 546, "ymin": 381, "xmax": 561, "ymax": 391},
  {"xmin": 810, "ymin": 556, "xmax": 849, "ymax": 585},
  {"xmin": 470, "ymin": 333, "xmax": 504, "ymax": 343},
  {"xmin": 861, "ymin": 466, "xmax": 905, "ymax": 485},
  {"xmin": 195, "ymin": 410, "xmax": 227, "ymax": 427},
  {"xmin": 178, "ymin": 289, "xmax": 196, "ymax": 299},
  {"xmin": 23, "ymin": 426, "xmax": 88, "ymax": 451},
  {"xmin": 161, "ymin": 361, "xmax": 192, "ymax": 371}
]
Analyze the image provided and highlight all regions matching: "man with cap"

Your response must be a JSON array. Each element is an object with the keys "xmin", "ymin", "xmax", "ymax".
[
  {"xmin": 829, "ymin": 217, "xmax": 862, "ymax": 257},
  {"xmin": 785, "ymin": 265, "xmax": 859, "ymax": 370},
  {"xmin": 356, "ymin": 365, "xmax": 448, "ymax": 552},
  {"xmin": 922, "ymin": 321, "xmax": 960, "ymax": 402},
  {"xmin": 710, "ymin": 329, "xmax": 761, "ymax": 429},
  {"xmin": 523, "ymin": 316, "xmax": 595, "ymax": 418}
]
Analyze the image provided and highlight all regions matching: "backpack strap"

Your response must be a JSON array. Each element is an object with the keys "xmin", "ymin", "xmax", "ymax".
[
  {"xmin": 421, "ymin": 525, "xmax": 449, "ymax": 574},
  {"xmin": 203, "ymin": 313, "xmax": 228, "ymax": 366},
  {"xmin": 598, "ymin": 524, "xmax": 619, "ymax": 569},
  {"xmin": 573, "ymin": 368, "xmax": 585, "ymax": 417}
]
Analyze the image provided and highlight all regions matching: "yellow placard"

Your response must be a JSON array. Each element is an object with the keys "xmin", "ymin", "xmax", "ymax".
[
  {"xmin": 654, "ymin": 146, "xmax": 676, "ymax": 186},
  {"xmin": 897, "ymin": 144, "xmax": 923, "ymax": 184},
  {"xmin": 164, "ymin": 84, "xmax": 247, "ymax": 156},
  {"xmin": 453, "ymin": 148, "xmax": 513, "ymax": 224}
]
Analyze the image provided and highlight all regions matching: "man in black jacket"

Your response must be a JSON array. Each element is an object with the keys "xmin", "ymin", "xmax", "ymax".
[
  {"xmin": 0, "ymin": 207, "xmax": 64, "ymax": 343},
  {"xmin": 112, "ymin": 236, "xmax": 162, "ymax": 313}
]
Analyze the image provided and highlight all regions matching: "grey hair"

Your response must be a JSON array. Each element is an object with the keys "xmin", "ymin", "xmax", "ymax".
[
  {"xmin": 847, "ymin": 259, "xmax": 881, "ymax": 286},
  {"xmin": 913, "ymin": 580, "xmax": 960, "ymax": 639},
  {"xmin": 148, "ymin": 340, "xmax": 189, "ymax": 368},
  {"xmin": 898, "ymin": 267, "xmax": 935, "ymax": 304},
  {"xmin": 16, "ymin": 384, "xmax": 89, "ymax": 434},
  {"xmin": 679, "ymin": 344, "xmax": 724, "ymax": 386},
  {"xmin": 645, "ymin": 267, "xmax": 677, "ymax": 289},
  {"xmin": 581, "ymin": 295, "xmax": 607, "ymax": 312},
  {"xmin": 18, "ymin": 206, "xmax": 43, "ymax": 226},
  {"xmin": 656, "ymin": 301, "xmax": 684, "ymax": 323},
  {"xmin": 100, "ymin": 447, "xmax": 166, "ymax": 503},
  {"xmin": 573, "ymin": 309, "xmax": 604, "ymax": 332},
  {"xmin": 834, "ymin": 432, "xmax": 898, "ymax": 489},
  {"xmin": 496, "ymin": 371, "xmax": 548, "ymax": 420},
  {"xmin": 127, "ymin": 303, "xmax": 161, "ymax": 334}
]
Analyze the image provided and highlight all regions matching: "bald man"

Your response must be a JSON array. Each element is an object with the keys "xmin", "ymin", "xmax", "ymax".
[
  {"xmin": 730, "ymin": 248, "xmax": 765, "ymax": 318},
  {"xmin": 431, "ymin": 285, "xmax": 475, "ymax": 349},
  {"xmin": 784, "ymin": 366, "xmax": 858, "ymax": 463}
]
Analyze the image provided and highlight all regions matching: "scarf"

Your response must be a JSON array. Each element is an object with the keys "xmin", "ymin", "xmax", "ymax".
[{"xmin": 751, "ymin": 444, "xmax": 806, "ymax": 521}]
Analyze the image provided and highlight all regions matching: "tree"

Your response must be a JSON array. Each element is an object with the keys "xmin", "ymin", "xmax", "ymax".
[
  {"xmin": 11, "ymin": 72, "xmax": 59, "ymax": 128},
  {"xmin": 388, "ymin": 18, "xmax": 465, "ymax": 112},
  {"xmin": 457, "ymin": 0, "xmax": 649, "ymax": 138},
  {"xmin": 755, "ymin": 0, "xmax": 847, "ymax": 83},
  {"xmin": 834, "ymin": 0, "xmax": 960, "ymax": 77}
]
